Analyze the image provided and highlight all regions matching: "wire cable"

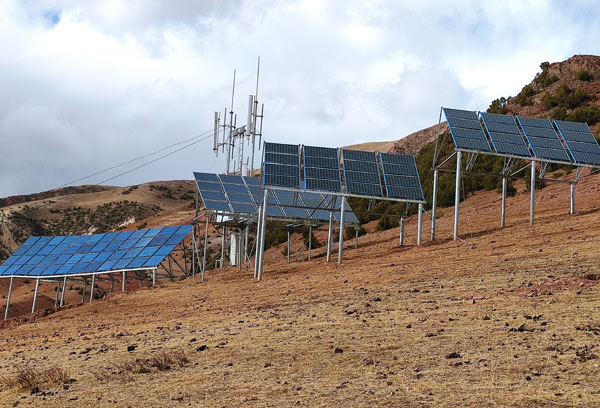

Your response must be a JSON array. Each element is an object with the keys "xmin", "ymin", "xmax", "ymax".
[
  {"xmin": 58, "ymin": 129, "xmax": 214, "ymax": 188},
  {"xmin": 97, "ymin": 133, "xmax": 213, "ymax": 185}
]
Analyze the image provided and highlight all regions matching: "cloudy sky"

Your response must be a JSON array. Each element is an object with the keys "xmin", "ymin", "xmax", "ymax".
[{"xmin": 1, "ymin": 0, "xmax": 599, "ymax": 197}]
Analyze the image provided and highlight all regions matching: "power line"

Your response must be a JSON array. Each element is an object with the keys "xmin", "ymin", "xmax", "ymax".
[
  {"xmin": 97, "ymin": 134, "xmax": 214, "ymax": 185},
  {"xmin": 58, "ymin": 129, "xmax": 213, "ymax": 188}
]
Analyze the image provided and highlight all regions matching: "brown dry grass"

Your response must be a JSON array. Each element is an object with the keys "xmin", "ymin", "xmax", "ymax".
[{"xmin": 0, "ymin": 172, "xmax": 600, "ymax": 406}]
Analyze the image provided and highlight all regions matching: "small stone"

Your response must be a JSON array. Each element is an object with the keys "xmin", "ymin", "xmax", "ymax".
[
  {"xmin": 126, "ymin": 345, "xmax": 137, "ymax": 352},
  {"xmin": 334, "ymin": 348, "xmax": 344, "ymax": 354},
  {"xmin": 197, "ymin": 345, "xmax": 208, "ymax": 352},
  {"xmin": 445, "ymin": 352, "xmax": 461, "ymax": 359}
]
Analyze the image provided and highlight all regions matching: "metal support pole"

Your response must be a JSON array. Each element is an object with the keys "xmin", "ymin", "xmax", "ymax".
[
  {"xmin": 338, "ymin": 196, "xmax": 346, "ymax": 265},
  {"xmin": 287, "ymin": 231, "xmax": 291, "ymax": 263},
  {"xmin": 54, "ymin": 282, "xmax": 60, "ymax": 307},
  {"xmin": 326, "ymin": 212, "xmax": 333, "ymax": 263},
  {"xmin": 244, "ymin": 225, "xmax": 250, "ymax": 263},
  {"xmin": 60, "ymin": 276, "xmax": 66, "ymax": 307},
  {"xmin": 122, "ymin": 272, "xmax": 126, "ymax": 292},
  {"xmin": 254, "ymin": 210, "xmax": 261, "ymax": 278},
  {"xmin": 431, "ymin": 168, "xmax": 438, "ymax": 240},
  {"xmin": 257, "ymin": 189, "xmax": 268, "ymax": 281},
  {"xmin": 221, "ymin": 227, "xmax": 226, "ymax": 268},
  {"xmin": 530, "ymin": 160, "xmax": 536, "ymax": 226},
  {"xmin": 81, "ymin": 280, "xmax": 87, "ymax": 303},
  {"xmin": 32, "ymin": 279, "xmax": 40, "ymax": 314},
  {"xmin": 202, "ymin": 216, "xmax": 209, "ymax": 282},
  {"xmin": 238, "ymin": 229, "xmax": 243, "ymax": 270},
  {"xmin": 308, "ymin": 225, "xmax": 312, "ymax": 261},
  {"xmin": 4, "ymin": 276, "xmax": 13, "ymax": 320},
  {"xmin": 570, "ymin": 183, "xmax": 575, "ymax": 214},
  {"xmin": 355, "ymin": 229, "xmax": 358, "ymax": 249},
  {"xmin": 89, "ymin": 274, "xmax": 95, "ymax": 303},
  {"xmin": 110, "ymin": 275, "xmax": 115, "ymax": 293},
  {"xmin": 417, "ymin": 203, "xmax": 423, "ymax": 246},
  {"xmin": 152, "ymin": 269, "xmax": 156, "ymax": 286},
  {"xmin": 191, "ymin": 222, "xmax": 196, "ymax": 278},
  {"xmin": 453, "ymin": 151, "xmax": 462, "ymax": 241},
  {"xmin": 400, "ymin": 218, "xmax": 405, "ymax": 246},
  {"xmin": 501, "ymin": 177, "xmax": 507, "ymax": 228}
]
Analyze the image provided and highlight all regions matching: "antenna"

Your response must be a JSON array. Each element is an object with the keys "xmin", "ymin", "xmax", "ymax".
[{"xmin": 211, "ymin": 58, "xmax": 264, "ymax": 176}]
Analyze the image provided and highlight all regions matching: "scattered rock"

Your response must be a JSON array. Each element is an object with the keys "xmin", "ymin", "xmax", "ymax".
[
  {"xmin": 446, "ymin": 352, "xmax": 461, "ymax": 359},
  {"xmin": 334, "ymin": 348, "xmax": 344, "ymax": 354},
  {"xmin": 197, "ymin": 345, "xmax": 208, "ymax": 352},
  {"xmin": 127, "ymin": 345, "xmax": 137, "ymax": 352}
]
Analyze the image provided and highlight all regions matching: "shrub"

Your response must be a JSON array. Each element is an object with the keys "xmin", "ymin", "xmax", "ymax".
[
  {"xmin": 0, "ymin": 365, "xmax": 71, "ymax": 392},
  {"xmin": 534, "ymin": 61, "xmax": 559, "ymax": 87},
  {"xmin": 514, "ymin": 85, "xmax": 536, "ymax": 106},
  {"xmin": 541, "ymin": 84, "xmax": 589, "ymax": 110},
  {"xmin": 576, "ymin": 69, "xmax": 593, "ymax": 81},
  {"xmin": 567, "ymin": 105, "xmax": 600, "ymax": 125},
  {"xmin": 487, "ymin": 97, "xmax": 510, "ymax": 114}
]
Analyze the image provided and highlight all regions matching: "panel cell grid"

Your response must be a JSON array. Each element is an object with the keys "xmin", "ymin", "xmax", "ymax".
[
  {"xmin": 0, "ymin": 226, "xmax": 192, "ymax": 277},
  {"xmin": 554, "ymin": 119, "xmax": 600, "ymax": 165},
  {"xmin": 443, "ymin": 107, "xmax": 492, "ymax": 152},
  {"xmin": 480, "ymin": 112, "xmax": 531, "ymax": 157},
  {"xmin": 380, "ymin": 152, "xmax": 424, "ymax": 200},
  {"xmin": 516, "ymin": 116, "xmax": 571, "ymax": 162}
]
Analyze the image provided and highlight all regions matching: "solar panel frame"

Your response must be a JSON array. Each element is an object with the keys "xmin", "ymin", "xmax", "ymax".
[
  {"xmin": 554, "ymin": 119, "xmax": 600, "ymax": 165},
  {"xmin": 380, "ymin": 152, "xmax": 425, "ymax": 201},
  {"xmin": 0, "ymin": 226, "xmax": 192, "ymax": 278},
  {"xmin": 341, "ymin": 149, "xmax": 384, "ymax": 197},
  {"xmin": 443, "ymin": 107, "xmax": 492, "ymax": 152},
  {"xmin": 516, "ymin": 116, "xmax": 571, "ymax": 162},
  {"xmin": 480, "ymin": 112, "xmax": 532, "ymax": 157}
]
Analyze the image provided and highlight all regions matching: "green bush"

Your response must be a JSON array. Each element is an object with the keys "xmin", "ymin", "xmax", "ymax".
[
  {"xmin": 567, "ymin": 105, "xmax": 600, "ymax": 125},
  {"xmin": 487, "ymin": 97, "xmax": 509, "ymax": 114},
  {"xmin": 576, "ymin": 69, "xmax": 593, "ymax": 81},
  {"xmin": 514, "ymin": 85, "xmax": 536, "ymax": 106},
  {"xmin": 541, "ymin": 84, "xmax": 589, "ymax": 110},
  {"xmin": 534, "ymin": 62, "xmax": 559, "ymax": 87}
]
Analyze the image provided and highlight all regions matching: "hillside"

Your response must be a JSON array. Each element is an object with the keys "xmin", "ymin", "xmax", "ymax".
[
  {"xmin": 349, "ymin": 55, "xmax": 600, "ymax": 155},
  {"xmin": 1, "ymin": 167, "xmax": 600, "ymax": 406}
]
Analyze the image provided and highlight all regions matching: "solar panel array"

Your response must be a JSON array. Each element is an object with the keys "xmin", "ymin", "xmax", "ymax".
[
  {"xmin": 195, "ymin": 172, "xmax": 361, "ymax": 224},
  {"xmin": 303, "ymin": 145, "xmax": 342, "ymax": 192},
  {"xmin": 554, "ymin": 120, "xmax": 600, "ymax": 165},
  {"xmin": 480, "ymin": 112, "xmax": 531, "ymax": 157},
  {"xmin": 0, "ymin": 225, "xmax": 192, "ymax": 278},
  {"xmin": 516, "ymin": 116, "xmax": 571, "ymax": 162},
  {"xmin": 263, "ymin": 142, "xmax": 301, "ymax": 189},
  {"xmin": 380, "ymin": 153, "xmax": 424, "ymax": 200},
  {"xmin": 443, "ymin": 108, "xmax": 492, "ymax": 152},
  {"xmin": 341, "ymin": 149, "xmax": 384, "ymax": 196}
]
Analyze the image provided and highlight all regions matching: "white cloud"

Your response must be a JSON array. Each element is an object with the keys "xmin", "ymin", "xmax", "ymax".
[{"xmin": 1, "ymin": 0, "xmax": 600, "ymax": 196}]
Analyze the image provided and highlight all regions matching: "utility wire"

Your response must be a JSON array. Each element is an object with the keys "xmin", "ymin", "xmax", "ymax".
[
  {"xmin": 97, "ymin": 133, "xmax": 214, "ymax": 185},
  {"xmin": 58, "ymin": 129, "xmax": 214, "ymax": 188}
]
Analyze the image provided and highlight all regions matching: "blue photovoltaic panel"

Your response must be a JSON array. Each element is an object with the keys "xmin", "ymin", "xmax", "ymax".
[
  {"xmin": 341, "ymin": 149, "xmax": 383, "ymax": 196},
  {"xmin": 554, "ymin": 120, "xmax": 600, "ymax": 165},
  {"xmin": 443, "ymin": 107, "xmax": 492, "ymax": 152},
  {"xmin": 262, "ymin": 142, "xmax": 300, "ymax": 188},
  {"xmin": 480, "ymin": 112, "xmax": 531, "ymax": 157},
  {"xmin": 0, "ymin": 225, "xmax": 191, "ymax": 277},
  {"xmin": 380, "ymin": 152, "xmax": 424, "ymax": 200},
  {"xmin": 516, "ymin": 116, "xmax": 571, "ymax": 162},
  {"xmin": 303, "ymin": 145, "xmax": 341, "ymax": 192}
]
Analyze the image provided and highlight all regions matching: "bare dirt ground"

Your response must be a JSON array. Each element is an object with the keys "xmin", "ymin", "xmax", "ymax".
[{"xmin": 1, "ymin": 170, "xmax": 600, "ymax": 407}]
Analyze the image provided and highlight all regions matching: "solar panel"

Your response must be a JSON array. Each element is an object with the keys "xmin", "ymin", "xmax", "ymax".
[
  {"xmin": 303, "ymin": 145, "xmax": 342, "ymax": 192},
  {"xmin": 380, "ymin": 152, "xmax": 424, "ymax": 200},
  {"xmin": 554, "ymin": 120, "xmax": 600, "ymax": 165},
  {"xmin": 341, "ymin": 149, "xmax": 383, "ymax": 196},
  {"xmin": 263, "ymin": 142, "xmax": 301, "ymax": 188},
  {"xmin": 0, "ymin": 226, "xmax": 192, "ymax": 278},
  {"xmin": 480, "ymin": 112, "xmax": 531, "ymax": 157},
  {"xmin": 443, "ymin": 107, "xmax": 492, "ymax": 152},
  {"xmin": 516, "ymin": 116, "xmax": 571, "ymax": 162}
]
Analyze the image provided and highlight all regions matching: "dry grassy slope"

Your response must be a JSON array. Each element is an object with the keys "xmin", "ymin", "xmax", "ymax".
[{"xmin": 0, "ymin": 169, "xmax": 599, "ymax": 406}]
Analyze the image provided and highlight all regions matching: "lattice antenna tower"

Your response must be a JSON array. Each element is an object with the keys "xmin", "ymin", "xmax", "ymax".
[{"xmin": 213, "ymin": 57, "xmax": 264, "ymax": 176}]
